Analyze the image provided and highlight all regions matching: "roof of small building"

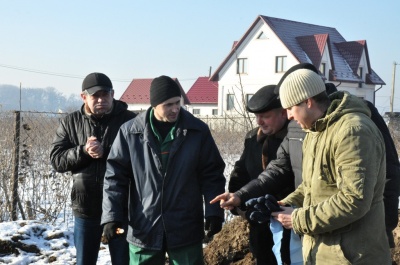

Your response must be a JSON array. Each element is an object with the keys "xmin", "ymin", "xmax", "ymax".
[
  {"xmin": 119, "ymin": 77, "xmax": 190, "ymax": 105},
  {"xmin": 186, "ymin": 77, "xmax": 218, "ymax": 104}
]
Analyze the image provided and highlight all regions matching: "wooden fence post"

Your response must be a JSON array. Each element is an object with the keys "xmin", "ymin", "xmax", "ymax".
[{"xmin": 11, "ymin": 111, "xmax": 21, "ymax": 220}]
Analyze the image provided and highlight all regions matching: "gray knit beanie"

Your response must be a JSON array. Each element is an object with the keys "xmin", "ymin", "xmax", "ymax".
[{"xmin": 279, "ymin": 69, "xmax": 325, "ymax": 108}]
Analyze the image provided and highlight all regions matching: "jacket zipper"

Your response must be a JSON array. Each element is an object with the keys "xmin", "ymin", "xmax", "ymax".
[{"xmin": 288, "ymin": 137, "xmax": 304, "ymax": 142}]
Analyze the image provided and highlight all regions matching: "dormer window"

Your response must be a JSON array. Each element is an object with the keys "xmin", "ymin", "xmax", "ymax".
[
  {"xmin": 320, "ymin": 63, "xmax": 326, "ymax": 76},
  {"xmin": 358, "ymin": 67, "xmax": 363, "ymax": 80}
]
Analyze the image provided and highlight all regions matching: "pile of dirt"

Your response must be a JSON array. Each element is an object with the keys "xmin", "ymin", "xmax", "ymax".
[
  {"xmin": 206, "ymin": 215, "xmax": 400, "ymax": 265},
  {"xmin": 204, "ymin": 217, "xmax": 254, "ymax": 265}
]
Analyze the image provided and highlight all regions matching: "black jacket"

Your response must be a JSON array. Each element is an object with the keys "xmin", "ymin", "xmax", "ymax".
[
  {"xmin": 101, "ymin": 108, "xmax": 225, "ymax": 250},
  {"xmin": 366, "ymin": 101, "xmax": 400, "ymax": 247},
  {"xmin": 50, "ymin": 100, "xmax": 136, "ymax": 218},
  {"xmin": 228, "ymin": 126, "xmax": 287, "ymax": 193},
  {"xmin": 235, "ymin": 120, "xmax": 302, "ymax": 203}
]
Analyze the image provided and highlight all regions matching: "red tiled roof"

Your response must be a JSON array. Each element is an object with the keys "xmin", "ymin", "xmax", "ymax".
[
  {"xmin": 186, "ymin": 77, "xmax": 218, "ymax": 104},
  {"xmin": 119, "ymin": 78, "xmax": 190, "ymax": 104},
  {"xmin": 296, "ymin": 34, "xmax": 329, "ymax": 68},
  {"xmin": 335, "ymin": 41, "xmax": 365, "ymax": 73},
  {"xmin": 120, "ymin": 79, "xmax": 152, "ymax": 104}
]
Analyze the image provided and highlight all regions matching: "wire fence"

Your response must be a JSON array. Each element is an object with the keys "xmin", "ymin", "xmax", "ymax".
[
  {"xmin": 1, "ymin": 109, "xmax": 399, "ymax": 226},
  {"xmin": 0, "ymin": 110, "xmax": 254, "ymax": 225}
]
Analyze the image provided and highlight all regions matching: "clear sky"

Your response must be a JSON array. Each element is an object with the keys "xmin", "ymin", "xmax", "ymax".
[{"xmin": 0, "ymin": 0, "xmax": 399, "ymax": 114}]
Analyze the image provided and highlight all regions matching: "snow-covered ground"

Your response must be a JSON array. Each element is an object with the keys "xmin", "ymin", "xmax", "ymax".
[{"xmin": 0, "ymin": 220, "xmax": 112, "ymax": 265}]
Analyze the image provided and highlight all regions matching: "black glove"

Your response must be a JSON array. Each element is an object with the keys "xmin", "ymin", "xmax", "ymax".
[
  {"xmin": 249, "ymin": 211, "xmax": 270, "ymax": 223},
  {"xmin": 205, "ymin": 216, "xmax": 223, "ymax": 238},
  {"xmin": 245, "ymin": 194, "xmax": 283, "ymax": 224},
  {"xmin": 264, "ymin": 194, "xmax": 282, "ymax": 212},
  {"xmin": 102, "ymin": 222, "xmax": 123, "ymax": 243},
  {"xmin": 244, "ymin": 197, "xmax": 262, "ymax": 224},
  {"xmin": 245, "ymin": 197, "xmax": 258, "ymax": 208}
]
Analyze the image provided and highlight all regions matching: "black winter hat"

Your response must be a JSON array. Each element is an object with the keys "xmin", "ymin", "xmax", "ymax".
[
  {"xmin": 82, "ymin": 72, "xmax": 113, "ymax": 95},
  {"xmin": 150, "ymin": 75, "xmax": 182, "ymax": 107},
  {"xmin": 275, "ymin": 63, "xmax": 319, "ymax": 95},
  {"xmin": 246, "ymin": 85, "xmax": 281, "ymax": 113}
]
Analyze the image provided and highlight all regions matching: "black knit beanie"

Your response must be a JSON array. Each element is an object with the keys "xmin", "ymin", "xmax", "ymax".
[{"xmin": 150, "ymin": 75, "xmax": 182, "ymax": 107}]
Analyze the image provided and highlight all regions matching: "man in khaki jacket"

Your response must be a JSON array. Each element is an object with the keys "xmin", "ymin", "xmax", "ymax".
[{"xmin": 271, "ymin": 68, "xmax": 391, "ymax": 264}]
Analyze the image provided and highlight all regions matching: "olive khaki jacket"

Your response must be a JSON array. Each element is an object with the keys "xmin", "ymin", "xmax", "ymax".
[{"xmin": 281, "ymin": 91, "xmax": 391, "ymax": 265}]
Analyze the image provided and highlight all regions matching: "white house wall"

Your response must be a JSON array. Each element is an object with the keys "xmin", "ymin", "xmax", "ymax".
[
  {"xmin": 216, "ymin": 22, "xmax": 378, "ymax": 115},
  {"xmin": 127, "ymin": 103, "xmax": 149, "ymax": 112},
  {"xmin": 217, "ymin": 21, "xmax": 299, "ymax": 115},
  {"xmin": 187, "ymin": 103, "xmax": 218, "ymax": 116},
  {"xmin": 127, "ymin": 98, "xmax": 187, "ymax": 113}
]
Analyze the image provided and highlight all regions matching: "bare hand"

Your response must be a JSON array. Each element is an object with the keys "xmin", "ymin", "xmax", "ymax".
[
  {"xmin": 271, "ymin": 206, "xmax": 294, "ymax": 229},
  {"xmin": 210, "ymin": 192, "xmax": 241, "ymax": 210},
  {"xmin": 85, "ymin": 136, "xmax": 104, "ymax": 159}
]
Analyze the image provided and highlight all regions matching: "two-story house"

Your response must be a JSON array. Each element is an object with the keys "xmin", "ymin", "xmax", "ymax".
[{"xmin": 210, "ymin": 15, "xmax": 385, "ymax": 116}]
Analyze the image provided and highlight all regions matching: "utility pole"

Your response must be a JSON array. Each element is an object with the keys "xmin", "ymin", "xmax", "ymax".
[{"xmin": 390, "ymin": 62, "xmax": 399, "ymax": 113}]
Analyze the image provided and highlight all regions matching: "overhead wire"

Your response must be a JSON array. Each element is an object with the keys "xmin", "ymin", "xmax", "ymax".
[{"xmin": 0, "ymin": 63, "xmax": 198, "ymax": 83}]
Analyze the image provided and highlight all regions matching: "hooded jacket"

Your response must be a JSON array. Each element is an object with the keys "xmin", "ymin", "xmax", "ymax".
[
  {"xmin": 282, "ymin": 91, "xmax": 390, "ymax": 264},
  {"xmin": 101, "ymin": 107, "xmax": 225, "ymax": 250},
  {"xmin": 50, "ymin": 100, "xmax": 136, "ymax": 218}
]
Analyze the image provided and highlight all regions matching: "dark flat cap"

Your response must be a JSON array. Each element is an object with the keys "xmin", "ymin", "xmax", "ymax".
[
  {"xmin": 246, "ymin": 85, "xmax": 281, "ymax": 113},
  {"xmin": 325, "ymin": 83, "xmax": 338, "ymax": 95},
  {"xmin": 275, "ymin": 63, "xmax": 319, "ymax": 95}
]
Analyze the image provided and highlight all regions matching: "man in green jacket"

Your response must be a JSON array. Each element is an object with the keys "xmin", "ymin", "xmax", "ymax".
[{"xmin": 271, "ymin": 68, "xmax": 391, "ymax": 264}]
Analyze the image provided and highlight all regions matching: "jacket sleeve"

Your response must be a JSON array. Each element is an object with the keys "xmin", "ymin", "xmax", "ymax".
[
  {"xmin": 101, "ymin": 127, "xmax": 131, "ymax": 225},
  {"xmin": 200, "ymin": 129, "xmax": 226, "ymax": 219},
  {"xmin": 50, "ymin": 117, "xmax": 91, "ymax": 173},
  {"xmin": 235, "ymin": 136, "xmax": 295, "ymax": 205}
]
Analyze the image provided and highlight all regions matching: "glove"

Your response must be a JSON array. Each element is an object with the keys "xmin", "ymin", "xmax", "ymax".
[
  {"xmin": 244, "ymin": 194, "xmax": 283, "ymax": 224},
  {"xmin": 205, "ymin": 216, "xmax": 223, "ymax": 238},
  {"xmin": 249, "ymin": 211, "xmax": 270, "ymax": 223},
  {"xmin": 244, "ymin": 197, "xmax": 262, "ymax": 224},
  {"xmin": 264, "ymin": 194, "xmax": 282, "ymax": 212},
  {"xmin": 245, "ymin": 197, "xmax": 258, "ymax": 208},
  {"xmin": 102, "ymin": 222, "xmax": 123, "ymax": 243}
]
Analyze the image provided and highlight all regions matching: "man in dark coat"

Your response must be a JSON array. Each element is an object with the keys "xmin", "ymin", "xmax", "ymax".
[
  {"xmin": 50, "ymin": 72, "xmax": 136, "ymax": 265},
  {"xmin": 101, "ymin": 75, "xmax": 226, "ymax": 265},
  {"xmin": 228, "ymin": 85, "xmax": 289, "ymax": 265}
]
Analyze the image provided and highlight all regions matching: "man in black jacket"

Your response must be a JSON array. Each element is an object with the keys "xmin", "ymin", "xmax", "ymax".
[
  {"xmin": 228, "ymin": 85, "xmax": 289, "ymax": 265},
  {"xmin": 101, "ymin": 75, "xmax": 226, "ymax": 265},
  {"xmin": 50, "ymin": 72, "xmax": 136, "ymax": 265},
  {"xmin": 212, "ymin": 63, "xmax": 400, "ymax": 263}
]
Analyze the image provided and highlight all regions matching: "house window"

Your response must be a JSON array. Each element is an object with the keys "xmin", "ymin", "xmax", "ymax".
[
  {"xmin": 320, "ymin": 63, "xmax": 326, "ymax": 76},
  {"xmin": 227, "ymin": 94, "xmax": 235, "ymax": 111},
  {"xmin": 275, "ymin": 56, "xmax": 287, "ymax": 72},
  {"xmin": 358, "ymin": 67, "xmax": 363, "ymax": 79},
  {"xmin": 237, "ymin": 58, "xmax": 248, "ymax": 74},
  {"xmin": 212, "ymin": 109, "xmax": 218, "ymax": 115},
  {"xmin": 246, "ymin": 94, "xmax": 254, "ymax": 104},
  {"xmin": 257, "ymin": 31, "xmax": 268, "ymax": 39},
  {"xmin": 193, "ymin": 109, "xmax": 200, "ymax": 115}
]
